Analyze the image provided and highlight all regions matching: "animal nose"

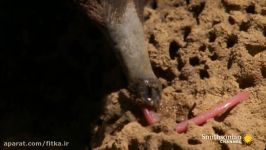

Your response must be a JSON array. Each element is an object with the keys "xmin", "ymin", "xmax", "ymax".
[
  {"xmin": 143, "ymin": 81, "xmax": 160, "ymax": 106},
  {"xmin": 129, "ymin": 78, "xmax": 162, "ymax": 109}
]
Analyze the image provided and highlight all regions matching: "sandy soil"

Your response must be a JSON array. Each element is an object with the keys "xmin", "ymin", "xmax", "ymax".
[{"xmin": 91, "ymin": 0, "xmax": 266, "ymax": 149}]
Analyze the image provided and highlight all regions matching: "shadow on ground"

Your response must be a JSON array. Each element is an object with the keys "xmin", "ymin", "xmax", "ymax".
[{"xmin": 0, "ymin": 0, "xmax": 125, "ymax": 149}]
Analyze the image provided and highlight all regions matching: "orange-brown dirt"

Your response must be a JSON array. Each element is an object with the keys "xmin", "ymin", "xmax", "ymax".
[
  {"xmin": 0, "ymin": 0, "xmax": 265, "ymax": 149},
  {"xmin": 91, "ymin": 0, "xmax": 266, "ymax": 149}
]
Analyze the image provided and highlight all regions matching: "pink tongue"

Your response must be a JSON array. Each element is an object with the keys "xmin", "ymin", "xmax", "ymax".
[{"xmin": 142, "ymin": 108, "xmax": 160, "ymax": 125}]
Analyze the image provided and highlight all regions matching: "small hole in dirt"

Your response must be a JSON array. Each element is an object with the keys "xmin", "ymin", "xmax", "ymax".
[
  {"xmin": 213, "ymin": 127, "xmax": 225, "ymax": 135},
  {"xmin": 151, "ymin": 125, "xmax": 162, "ymax": 133},
  {"xmin": 169, "ymin": 41, "xmax": 180, "ymax": 59},
  {"xmin": 226, "ymin": 34, "xmax": 238, "ymax": 48},
  {"xmin": 190, "ymin": 2, "xmax": 205, "ymax": 24},
  {"xmin": 261, "ymin": 66, "xmax": 266, "ymax": 78},
  {"xmin": 182, "ymin": 26, "xmax": 191, "ymax": 41},
  {"xmin": 237, "ymin": 75, "xmax": 256, "ymax": 89},
  {"xmin": 263, "ymin": 26, "xmax": 266, "ymax": 37},
  {"xmin": 220, "ymin": 143, "xmax": 230, "ymax": 150},
  {"xmin": 150, "ymin": 0, "xmax": 158, "ymax": 9},
  {"xmin": 228, "ymin": 16, "xmax": 235, "ymax": 25},
  {"xmin": 239, "ymin": 21, "xmax": 250, "ymax": 31},
  {"xmin": 209, "ymin": 31, "xmax": 217, "ymax": 43},
  {"xmin": 173, "ymin": 3, "xmax": 180, "ymax": 7},
  {"xmin": 199, "ymin": 69, "xmax": 209, "ymax": 79},
  {"xmin": 128, "ymin": 139, "xmax": 146, "ymax": 150},
  {"xmin": 245, "ymin": 44, "xmax": 266, "ymax": 56},
  {"xmin": 208, "ymin": 45, "xmax": 215, "ymax": 53},
  {"xmin": 210, "ymin": 52, "xmax": 218, "ymax": 61},
  {"xmin": 246, "ymin": 4, "xmax": 255, "ymax": 14},
  {"xmin": 153, "ymin": 66, "xmax": 176, "ymax": 81},
  {"xmin": 177, "ymin": 55, "xmax": 185, "ymax": 71},
  {"xmin": 199, "ymin": 44, "xmax": 206, "ymax": 51},
  {"xmin": 144, "ymin": 12, "xmax": 151, "ymax": 21},
  {"xmin": 188, "ymin": 138, "xmax": 202, "ymax": 145},
  {"xmin": 261, "ymin": 9, "xmax": 266, "ymax": 16},
  {"xmin": 186, "ymin": 0, "xmax": 190, "ymax": 5},
  {"xmin": 179, "ymin": 74, "xmax": 187, "ymax": 80},
  {"xmin": 212, "ymin": 20, "xmax": 221, "ymax": 26},
  {"xmin": 189, "ymin": 56, "xmax": 200, "ymax": 66},
  {"xmin": 161, "ymin": 12, "xmax": 169, "ymax": 22},
  {"xmin": 160, "ymin": 140, "xmax": 182, "ymax": 150},
  {"xmin": 221, "ymin": 0, "xmax": 241, "ymax": 12},
  {"xmin": 149, "ymin": 34, "xmax": 159, "ymax": 48},
  {"xmin": 227, "ymin": 52, "xmax": 235, "ymax": 69}
]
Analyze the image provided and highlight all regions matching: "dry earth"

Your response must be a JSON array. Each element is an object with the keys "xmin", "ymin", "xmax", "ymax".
[{"xmin": 92, "ymin": 0, "xmax": 266, "ymax": 149}]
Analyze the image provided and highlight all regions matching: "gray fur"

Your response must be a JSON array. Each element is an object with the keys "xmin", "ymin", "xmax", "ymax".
[
  {"xmin": 106, "ymin": 1, "xmax": 156, "ymax": 81},
  {"xmin": 78, "ymin": 0, "xmax": 161, "ymax": 108}
]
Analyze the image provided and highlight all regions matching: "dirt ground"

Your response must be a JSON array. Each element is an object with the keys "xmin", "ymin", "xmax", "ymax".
[
  {"xmin": 91, "ymin": 0, "xmax": 266, "ymax": 149},
  {"xmin": 0, "ymin": 0, "xmax": 265, "ymax": 149}
]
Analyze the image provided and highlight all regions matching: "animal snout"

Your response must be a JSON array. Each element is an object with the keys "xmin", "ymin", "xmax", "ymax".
[{"xmin": 129, "ymin": 78, "xmax": 162, "ymax": 109}]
